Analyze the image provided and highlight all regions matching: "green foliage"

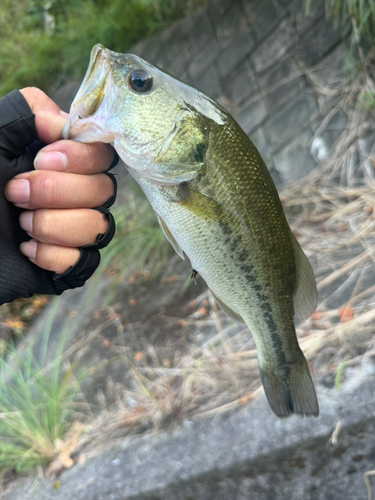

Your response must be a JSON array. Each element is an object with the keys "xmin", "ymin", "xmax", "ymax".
[
  {"xmin": 0, "ymin": 298, "xmax": 85, "ymax": 473},
  {"xmin": 360, "ymin": 90, "xmax": 375, "ymax": 109},
  {"xmin": 325, "ymin": 0, "xmax": 375, "ymax": 49},
  {"xmin": 334, "ymin": 355, "xmax": 348, "ymax": 390},
  {"xmin": 145, "ymin": 0, "xmax": 210, "ymax": 22},
  {"xmin": 331, "ymin": 0, "xmax": 375, "ymax": 43},
  {"xmin": 0, "ymin": 0, "xmax": 209, "ymax": 97}
]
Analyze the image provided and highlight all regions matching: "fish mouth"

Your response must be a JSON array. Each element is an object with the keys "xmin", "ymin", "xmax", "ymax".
[
  {"xmin": 73, "ymin": 44, "xmax": 110, "ymax": 109},
  {"xmin": 62, "ymin": 44, "xmax": 116, "ymax": 142},
  {"xmin": 61, "ymin": 111, "xmax": 113, "ymax": 143},
  {"xmin": 61, "ymin": 113, "xmax": 91, "ymax": 141}
]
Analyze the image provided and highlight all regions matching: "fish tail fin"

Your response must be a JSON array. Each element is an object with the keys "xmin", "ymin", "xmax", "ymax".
[{"xmin": 259, "ymin": 355, "xmax": 319, "ymax": 419}]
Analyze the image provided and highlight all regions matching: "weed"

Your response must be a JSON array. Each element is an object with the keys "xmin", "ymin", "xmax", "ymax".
[
  {"xmin": 334, "ymin": 356, "xmax": 348, "ymax": 390},
  {"xmin": 360, "ymin": 90, "xmax": 375, "ymax": 109},
  {"xmin": 0, "ymin": 297, "xmax": 87, "ymax": 473},
  {"xmin": 306, "ymin": 0, "xmax": 375, "ymax": 51}
]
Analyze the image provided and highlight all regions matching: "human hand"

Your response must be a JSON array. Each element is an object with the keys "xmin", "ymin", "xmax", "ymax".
[{"xmin": 0, "ymin": 87, "xmax": 118, "ymax": 304}]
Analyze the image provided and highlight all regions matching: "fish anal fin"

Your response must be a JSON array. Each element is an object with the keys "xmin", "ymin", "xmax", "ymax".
[
  {"xmin": 291, "ymin": 236, "xmax": 318, "ymax": 320},
  {"xmin": 156, "ymin": 214, "xmax": 185, "ymax": 260},
  {"xmin": 210, "ymin": 290, "xmax": 245, "ymax": 324},
  {"xmin": 259, "ymin": 355, "xmax": 319, "ymax": 419}
]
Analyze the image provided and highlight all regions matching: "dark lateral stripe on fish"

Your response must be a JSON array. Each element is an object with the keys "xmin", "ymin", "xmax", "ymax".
[
  {"xmin": 218, "ymin": 219, "xmax": 291, "ymax": 373},
  {"xmin": 258, "ymin": 296, "xmax": 289, "ymax": 371},
  {"xmin": 218, "ymin": 221, "xmax": 233, "ymax": 235}
]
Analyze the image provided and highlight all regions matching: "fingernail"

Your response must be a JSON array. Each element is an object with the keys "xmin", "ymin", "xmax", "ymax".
[
  {"xmin": 19, "ymin": 211, "xmax": 34, "ymax": 233},
  {"xmin": 34, "ymin": 151, "xmax": 67, "ymax": 171},
  {"xmin": 59, "ymin": 109, "xmax": 69, "ymax": 118},
  {"xmin": 20, "ymin": 241, "xmax": 37, "ymax": 260},
  {"xmin": 6, "ymin": 179, "xmax": 30, "ymax": 204}
]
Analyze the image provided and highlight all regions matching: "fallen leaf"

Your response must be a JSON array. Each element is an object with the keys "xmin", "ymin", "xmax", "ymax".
[
  {"xmin": 338, "ymin": 304, "xmax": 354, "ymax": 322},
  {"xmin": 134, "ymin": 352, "xmax": 144, "ymax": 363},
  {"xmin": 31, "ymin": 296, "xmax": 48, "ymax": 310},
  {"xmin": 129, "ymin": 273, "xmax": 138, "ymax": 284},
  {"xmin": 61, "ymin": 455, "xmax": 74, "ymax": 468},
  {"xmin": 310, "ymin": 310, "xmax": 322, "ymax": 321},
  {"xmin": 161, "ymin": 274, "xmax": 179, "ymax": 284},
  {"xmin": 238, "ymin": 393, "xmax": 254, "ymax": 405},
  {"xmin": 4, "ymin": 319, "xmax": 24, "ymax": 329}
]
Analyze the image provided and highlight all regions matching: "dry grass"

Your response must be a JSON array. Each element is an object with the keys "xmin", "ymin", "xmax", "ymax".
[{"xmin": 281, "ymin": 51, "xmax": 375, "ymax": 375}]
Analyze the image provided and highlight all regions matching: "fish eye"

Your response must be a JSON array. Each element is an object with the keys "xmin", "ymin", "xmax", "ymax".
[{"xmin": 128, "ymin": 69, "xmax": 153, "ymax": 93}]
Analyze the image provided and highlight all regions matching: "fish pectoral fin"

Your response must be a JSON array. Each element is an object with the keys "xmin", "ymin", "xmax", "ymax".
[
  {"xmin": 259, "ymin": 356, "xmax": 319, "ymax": 419},
  {"xmin": 291, "ymin": 235, "xmax": 318, "ymax": 320},
  {"xmin": 177, "ymin": 185, "xmax": 234, "ymax": 225},
  {"xmin": 210, "ymin": 290, "xmax": 245, "ymax": 324},
  {"xmin": 156, "ymin": 214, "xmax": 185, "ymax": 260}
]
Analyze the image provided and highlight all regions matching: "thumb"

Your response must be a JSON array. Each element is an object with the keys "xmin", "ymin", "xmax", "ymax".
[{"xmin": 20, "ymin": 87, "xmax": 67, "ymax": 144}]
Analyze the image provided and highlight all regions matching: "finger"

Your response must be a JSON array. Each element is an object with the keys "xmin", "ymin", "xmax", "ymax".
[
  {"xmin": 20, "ymin": 88, "xmax": 117, "ymax": 172},
  {"xmin": 20, "ymin": 87, "xmax": 67, "ymax": 143},
  {"xmin": 5, "ymin": 170, "xmax": 114, "ymax": 210},
  {"xmin": 20, "ymin": 239, "xmax": 80, "ymax": 274},
  {"xmin": 34, "ymin": 140, "xmax": 116, "ymax": 174},
  {"xmin": 20, "ymin": 209, "xmax": 109, "ymax": 247}
]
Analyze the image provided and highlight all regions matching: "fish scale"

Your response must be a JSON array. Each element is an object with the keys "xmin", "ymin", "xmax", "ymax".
[{"xmin": 64, "ymin": 44, "xmax": 319, "ymax": 419}]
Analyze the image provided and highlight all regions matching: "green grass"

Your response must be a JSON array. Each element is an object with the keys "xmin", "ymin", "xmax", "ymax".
[
  {"xmin": 327, "ymin": 0, "xmax": 375, "ymax": 47},
  {"xmin": 360, "ymin": 90, "xmax": 375, "ymax": 109},
  {"xmin": 306, "ymin": 0, "xmax": 375, "ymax": 50},
  {"xmin": 334, "ymin": 355, "xmax": 348, "ymax": 390},
  {"xmin": 0, "ymin": 297, "xmax": 86, "ymax": 473},
  {"xmin": 0, "ymin": 0, "xmax": 210, "ymax": 97}
]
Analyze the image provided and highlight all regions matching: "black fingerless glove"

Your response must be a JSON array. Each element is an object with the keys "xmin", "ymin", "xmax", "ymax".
[{"xmin": 0, "ymin": 90, "xmax": 117, "ymax": 305}]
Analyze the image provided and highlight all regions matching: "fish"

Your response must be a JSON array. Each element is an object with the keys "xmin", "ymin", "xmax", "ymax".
[{"xmin": 63, "ymin": 44, "xmax": 319, "ymax": 419}]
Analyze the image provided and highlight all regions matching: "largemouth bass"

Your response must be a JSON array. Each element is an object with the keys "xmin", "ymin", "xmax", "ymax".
[{"xmin": 63, "ymin": 44, "xmax": 319, "ymax": 418}]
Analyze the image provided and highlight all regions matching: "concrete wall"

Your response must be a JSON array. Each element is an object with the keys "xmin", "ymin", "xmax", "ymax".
[{"xmin": 130, "ymin": 0, "xmax": 347, "ymax": 185}]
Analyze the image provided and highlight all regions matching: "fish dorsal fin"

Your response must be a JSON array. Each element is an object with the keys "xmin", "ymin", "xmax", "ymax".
[
  {"xmin": 156, "ymin": 214, "xmax": 185, "ymax": 260},
  {"xmin": 291, "ymin": 235, "xmax": 317, "ymax": 319},
  {"xmin": 210, "ymin": 290, "xmax": 245, "ymax": 324}
]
